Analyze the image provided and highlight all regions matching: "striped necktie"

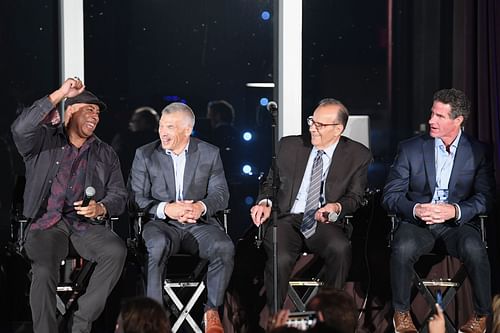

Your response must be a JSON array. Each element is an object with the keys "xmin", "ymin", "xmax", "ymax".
[{"xmin": 301, "ymin": 150, "xmax": 324, "ymax": 238}]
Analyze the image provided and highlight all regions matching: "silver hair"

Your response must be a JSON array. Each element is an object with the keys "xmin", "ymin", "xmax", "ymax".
[{"xmin": 161, "ymin": 102, "xmax": 196, "ymax": 128}]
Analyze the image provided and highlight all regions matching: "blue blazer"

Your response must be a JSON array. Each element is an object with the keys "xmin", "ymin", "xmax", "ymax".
[
  {"xmin": 129, "ymin": 137, "xmax": 229, "ymax": 228},
  {"xmin": 382, "ymin": 133, "xmax": 495, "ymax": 225}
]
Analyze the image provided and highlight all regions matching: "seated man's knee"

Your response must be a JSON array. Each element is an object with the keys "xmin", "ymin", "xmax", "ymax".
[
  {"xmin": 277, "ymin": 252, "xmax": 297, "ymax": 272},
  {"xmin": 391, "ymin": 237, "xmax": 422, "ymax": 262},
  {"xmin": 107, "ymin": 237, "xmax": 127, "ymax": 262},
  {"xmin": 32, "ymin": 263, "xmax": 58, "ymax": 283},
  {"xmin": 460, "ymin": 235, "xmax": 487, "ymax": 260},
  {"xmin": 325, "ymin": 236, "xmax": 351, "ymax": 257},
  {"xmin": 144, "ymin": 234, "xmax": 169, "ymax": 262},
  {"xmin": 211, "ymin": 238, "xmax": 235, "ymax": 262}
]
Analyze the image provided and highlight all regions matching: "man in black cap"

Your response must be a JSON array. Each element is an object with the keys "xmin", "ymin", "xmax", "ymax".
[{"xmin": 11, "ymin": 78, "xmax": 128, "ymax": 333}]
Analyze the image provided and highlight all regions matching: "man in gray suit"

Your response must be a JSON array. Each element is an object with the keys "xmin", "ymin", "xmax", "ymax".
[{"xmin": 129, "ymin": 102, "xmax": 234, "ymax": 333}]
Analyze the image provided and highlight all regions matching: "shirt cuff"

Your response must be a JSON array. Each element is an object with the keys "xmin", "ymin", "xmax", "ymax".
[
  {"xmin": 413, "ymin": 203, "xmax": 419, "ymax": 219},
  {"xmin": 198, "ymin": 201, "xmax": 207, "ymax": 216},
  {"xmin": 157, "ymin": 202, "xmax": 167, "ymax": 219},
  {"xmin": 258, "ymin": 198, "xmax": 272, "ymax": 207},
  {"xmin": 336, "ymin": 202, "xmax": 342, "ymax": 214},
  {"xmin": 453, "ymin": 203, "xmax": 462, "ymax": 221},
  {"xmin": 96, "ymin": 202, "xmax": 107, "ymax": 220}
]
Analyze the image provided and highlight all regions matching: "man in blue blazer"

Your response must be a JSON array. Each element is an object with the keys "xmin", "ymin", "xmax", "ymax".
[
  {"xmin": 129, "ymin": 102, "xmax": 233, "ymax": 332},
  {"xmin": 382, "ymin": 89, "xmax": 494, "ymax": 333}
]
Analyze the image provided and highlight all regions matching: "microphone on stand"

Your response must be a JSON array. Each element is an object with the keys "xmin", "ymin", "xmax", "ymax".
[
  {"xmin": 255, "ymin": 172, "xmax": 266, "ymax": 249},
  {"xmin": 267, "ymin": 101, "xmax": 278, "ymax": 116},
  {"xmin": 255, "ymin": 223, "xmax": 263, "ymax": 249},
  {"xmin": 81, "ymin": 186, "xmax": 96, "ymax": 207}
]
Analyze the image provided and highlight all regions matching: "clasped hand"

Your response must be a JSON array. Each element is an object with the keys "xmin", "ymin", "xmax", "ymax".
[
  {"xmin": 415, "ymin": 203, "xmax": 455, "ymax": 224},
  {"xmin": 165, "ymin": 200, "xmax": 204, "ymax": 223}
]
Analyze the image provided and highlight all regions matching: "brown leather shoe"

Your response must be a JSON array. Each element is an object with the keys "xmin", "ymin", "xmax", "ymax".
[
  {"xmin": 393, "ymin": 311, "xmax": 417, "ymax": 333},
  {"xmin": 204, "ymin": 309, "xmax": 223, "ymax": 333},
  {"xmin": 458, "ymin": 314, "xmax": 487, "ymax": 333}
]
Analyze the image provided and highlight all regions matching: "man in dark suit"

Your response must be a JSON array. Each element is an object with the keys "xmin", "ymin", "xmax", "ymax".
[
  {"xmin": 129, "ymin": 102, "xmax": 234, "ymax": 333},
  {"xmin": 250, "ymin": 98, "xmax": 372, "ymax": 311},
  {"xmin": 382, "ymin": 88, "xmax": 494, "ymax": 333}
]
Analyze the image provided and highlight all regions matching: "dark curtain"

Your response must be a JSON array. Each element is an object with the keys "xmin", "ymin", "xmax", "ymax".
[
  {"xmin": 452, "ymin": 0, "xmax": 500, "ymax": 295},
  {"xmin": 391, "ymin": 0, "xmax": 457, "ymax": 156},
  {"xmin": 392, "ymin": 0, "xmax": 500, "ymax": 185},
  {"xmin": 453, "ymin": 0, "xmax": 500, "ymax": 190}
]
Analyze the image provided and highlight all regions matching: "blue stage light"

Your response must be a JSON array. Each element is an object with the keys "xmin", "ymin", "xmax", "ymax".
[
  {"xmin": 244, "ymin": 196, "xmax": 254, "ymax": 206},
  {"xmin": 242, "ymin": 164, "xmax": 253, "ymax": 175},
  {"xmin": 242, "ymin": 131, "xmax": 253, "ymax": 141},
  {"xmin": 260, "ymin": 97, "xmax": 269, "ymax": 106},
  {"xmin": 163, "ymin": 95, "xmax": 180, "ymax": 102},
  {"xmin": 261, "ymin": 11, "xmax": 271, "ymax": 21},
  {"xmin": 162, "ymin": 95, "xmax": 188, "ymax": 104}
]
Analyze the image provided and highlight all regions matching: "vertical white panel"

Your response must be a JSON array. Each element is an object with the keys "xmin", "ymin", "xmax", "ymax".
[
  {"xmin": 278, "ymin": 0, "xmax": 302, "ymax": 138},
  {"xmin": 59, "ymin": 0, "xmax": 85, "ymax": 83}
]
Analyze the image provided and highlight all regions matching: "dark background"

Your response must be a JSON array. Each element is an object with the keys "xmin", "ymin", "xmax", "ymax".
[{"xmin": 0, "ymin": 0, "xmax": 498, "ymax": 331}]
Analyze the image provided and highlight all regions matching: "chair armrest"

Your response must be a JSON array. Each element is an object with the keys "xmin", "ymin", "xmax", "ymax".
[
  {"xmin": 478, "ymin": 215, "xmax": 487, "ymax": 248},
  {"xmin": 388, "ymin": 214, "xmax": 398, "ymax": 248},
  {"xmin": 216, "ymin": 209, "xmax": 231, "ymax": 233},
  {"xmin": 106, "ymin": 216, "xmax": 119, "ymax": 231}
]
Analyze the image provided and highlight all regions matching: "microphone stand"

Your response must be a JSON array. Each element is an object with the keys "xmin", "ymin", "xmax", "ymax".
[{"xmin": 269, "ymin": 105, "xmax": 280, "ymax": 313}]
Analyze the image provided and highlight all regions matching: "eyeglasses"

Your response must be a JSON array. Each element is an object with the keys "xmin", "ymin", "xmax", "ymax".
[{"xmin": 307, "ymin": 116, "xmax": 340, "ymax": 130}]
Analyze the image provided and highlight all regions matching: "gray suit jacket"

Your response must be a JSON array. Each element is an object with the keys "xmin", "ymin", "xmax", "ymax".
[
  {"xmin": 129, "ymin": 137, "xmax": 229, "ymax": 227},
  {"xmin": 382, "ymin": 133, "xmax": 495, "ymax": 225}
]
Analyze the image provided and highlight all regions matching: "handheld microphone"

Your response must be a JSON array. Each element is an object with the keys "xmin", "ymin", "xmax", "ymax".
[
  {"xmin": 255, "ymin": 172, "xmax": 266, "ymax": 249},
  {"xmin": 81, "ymin": 186, "xmax": 96, "ymax": 207},
  {"xmin": 255, "ymin": 225, "xmax": 263, "ymax": 249},
  {"xmin": 266, "ymin": 101, "xmax": 278, "ymax": 115},
  {"xmin": 328, "ymin": 210, "xmax": 339, "ymax": 223}
]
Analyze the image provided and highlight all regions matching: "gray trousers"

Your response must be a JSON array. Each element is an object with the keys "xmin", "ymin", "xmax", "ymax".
[
  {"xmin": 24, "ymin": 220, "xmax": 127, "ymax": 333},
  {"xmin": 142, "ymin": 220, "xmax": 234, "ymax": 310}
]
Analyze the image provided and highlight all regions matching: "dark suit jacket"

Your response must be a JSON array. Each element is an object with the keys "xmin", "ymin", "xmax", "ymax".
[
  {"xmin": 129, "ymin": 137, "xmax": 229, "ymax": 227},
  {"xmin": 258, "ymin": 135, "xmax": 373, "ymax": 220},
  {"xmin": 382, "ymin": 133, "xmax": 495, "ymax": 225}
]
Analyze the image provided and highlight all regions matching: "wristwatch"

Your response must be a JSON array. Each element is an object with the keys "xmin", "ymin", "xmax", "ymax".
[{"xmin": 96, "ymin": 202, "xmax": 107, "ymax": 221}]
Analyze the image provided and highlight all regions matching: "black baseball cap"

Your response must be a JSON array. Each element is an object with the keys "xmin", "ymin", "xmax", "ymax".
[{"xmin": 64, "ymin": 90, "xmax": 107, "ymax": 111}]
